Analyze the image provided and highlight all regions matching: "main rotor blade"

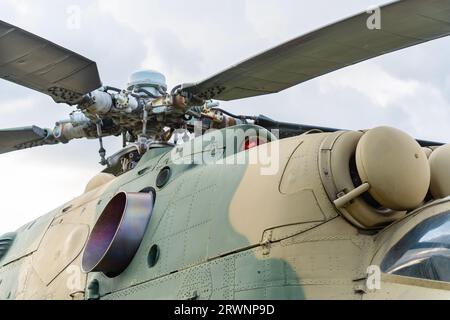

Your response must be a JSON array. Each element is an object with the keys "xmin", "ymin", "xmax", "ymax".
[
  {"xmin": 0, "ymin": 126, "xmax": 58, "ymax": 155},
  {"xmin": 0, "ymin": 20, "xmax": 102, "ymax": 105},
  {"xmin": 184, "ymin": 0, "xmax": 450, "ymax": 101}
]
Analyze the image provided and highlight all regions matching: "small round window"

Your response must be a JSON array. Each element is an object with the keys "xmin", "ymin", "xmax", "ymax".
[{"xmin": 382, "ymin": 212, "xmax": 450, "ymax": 283}]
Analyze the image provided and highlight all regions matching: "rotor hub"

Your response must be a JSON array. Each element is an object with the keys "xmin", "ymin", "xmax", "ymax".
[{"xmin": 127, "ymin": 70, "xmax": 168, "ymax": 93}]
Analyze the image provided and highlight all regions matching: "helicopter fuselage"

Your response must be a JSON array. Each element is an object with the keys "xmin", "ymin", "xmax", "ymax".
[{"xmin": 1, "ymin": 126, "xmax": 449, "ymax": 300}]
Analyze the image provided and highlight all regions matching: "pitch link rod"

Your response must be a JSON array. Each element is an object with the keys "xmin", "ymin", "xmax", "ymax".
[{"xmin": 95, "ymin": 119, "xmax": 108, "ymax": 166}]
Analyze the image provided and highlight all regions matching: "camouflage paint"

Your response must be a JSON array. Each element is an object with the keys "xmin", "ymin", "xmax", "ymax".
[
  {"xmin": 1, "ymin": 127, "xmax": 450, "ymax": 300},
  {"xmin": 88, "ymin": 127, "xmax": 305, "ymax": 300}
]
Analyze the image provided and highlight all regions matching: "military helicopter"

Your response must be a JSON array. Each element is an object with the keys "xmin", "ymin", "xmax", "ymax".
[{"xmin": 1, "ymin": 0, "xmax": 450, "ymax": 300}]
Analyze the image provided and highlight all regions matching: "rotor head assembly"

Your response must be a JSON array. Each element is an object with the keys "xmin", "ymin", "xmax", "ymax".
[
  {"xmin": 1, "ymin": 0, "xmax": 450, "ymax": 162},
  {"xmin": 0, "ymin": 1, "xmax": 448, "ymax": 182}
]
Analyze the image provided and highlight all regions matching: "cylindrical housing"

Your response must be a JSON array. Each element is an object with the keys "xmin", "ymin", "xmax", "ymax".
[
  {"xmin": 87, "ymin": 90, "xmax": 113, "ymax": 114},
  {"xmin": 53, "ymin": 123, "xmax": 88, "ymax": 143},
  {"xmin": 81, "ymin": 192, "xmax": 154, "ymax": 277},
  {"xmin": 114, "ymin": 93, "xmax": 140, "ymax": 112}
]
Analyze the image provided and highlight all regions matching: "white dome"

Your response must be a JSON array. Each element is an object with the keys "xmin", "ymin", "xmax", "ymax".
[{"xmin": 127, "ymin": 70, "xmax": 167, "ymax": 91}]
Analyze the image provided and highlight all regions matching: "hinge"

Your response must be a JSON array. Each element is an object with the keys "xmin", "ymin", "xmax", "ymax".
[
  {"xmin": 261, "ymin": 231, "xmax": 273, "ymax": 256},
  {"xmin": 353, "ymin": 277, "xmax": 368, "ymax": 295},
  {"xmin": 69, "ymin": 290, "xmax": 85, "ymax": 300}
]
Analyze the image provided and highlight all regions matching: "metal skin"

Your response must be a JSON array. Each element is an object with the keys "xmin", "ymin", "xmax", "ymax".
[
  {"xmin": 0, "ymin": 127, "xmax": 450, "ymax": 300},
  {"xmin": 1, "ymin": 0, "xmax": 450, "ymax": 300}
]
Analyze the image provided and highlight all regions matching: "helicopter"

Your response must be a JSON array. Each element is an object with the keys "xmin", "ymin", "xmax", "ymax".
[{"xmin": 1, "ymin": 0, "xmax": 450, "ymax": 300}]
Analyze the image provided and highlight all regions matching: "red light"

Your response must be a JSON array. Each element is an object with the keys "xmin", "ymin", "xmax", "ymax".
[{"xmin": 242, "ymin": 137, "xmax": 267, "ymax": 151}]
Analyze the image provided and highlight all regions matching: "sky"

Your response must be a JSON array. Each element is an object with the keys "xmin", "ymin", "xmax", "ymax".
[{"xmin": 0, "ymin": 0, "xmax": 449, "ymax": 235}]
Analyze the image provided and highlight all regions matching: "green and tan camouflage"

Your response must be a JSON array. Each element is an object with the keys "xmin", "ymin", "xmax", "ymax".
[
  {"xmin": 1, "ymin": 0, "xmax": 450, "ymax": 300},
  {"xmin": 1, "ymin": 125, "xmax": 450, "ymax": 300}
]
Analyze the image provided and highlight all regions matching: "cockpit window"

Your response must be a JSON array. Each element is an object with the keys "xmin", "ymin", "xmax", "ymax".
[{"xmin": 381, "ymin": 212, "xmax": 450, "ymax": 283}]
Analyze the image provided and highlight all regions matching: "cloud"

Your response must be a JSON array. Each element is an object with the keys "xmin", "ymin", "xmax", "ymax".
[
  {"xmin": 319, "ymin": 63, "xmax": 420, "ymax": 108},
  {"xmin": 0, "ymin": 151, "xmax": 99, "ymax": 231},
  {"xmin": 243, "ymin": 0, "xmax": 391, "ymax": 42},
  {"xmin": 0, "ymin": 97, "xmax": 36, "ymax": 117}
]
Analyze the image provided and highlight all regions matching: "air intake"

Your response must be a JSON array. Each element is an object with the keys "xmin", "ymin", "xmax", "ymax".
[{"xmin": 81, "ymin": 192, "xmax": 154, "ymax": 277}]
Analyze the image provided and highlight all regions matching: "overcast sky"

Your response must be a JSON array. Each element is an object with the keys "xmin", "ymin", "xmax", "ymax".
[{"xmin": 1, "ymin": 0, "xmax": 449, "ymax": 235}]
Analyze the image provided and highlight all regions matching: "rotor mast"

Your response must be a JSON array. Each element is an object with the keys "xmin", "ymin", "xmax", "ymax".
[{"xmin": 1, "ymin": 0, "xmax": 450, "ymax": 161}]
